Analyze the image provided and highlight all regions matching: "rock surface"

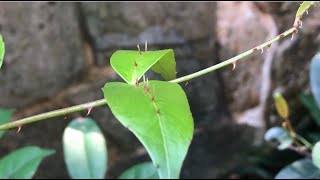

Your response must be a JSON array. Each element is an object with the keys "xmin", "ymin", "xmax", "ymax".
[{"xmin": 0, "ymin": 2, "xmax": 86, "ymax": 108}]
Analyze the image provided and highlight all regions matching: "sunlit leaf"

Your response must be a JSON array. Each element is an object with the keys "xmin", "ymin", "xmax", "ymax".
[
  {"xmin": 103, "ymin": 81, "xmax": 193, "ymax": 178},
  {"xmin": 110, "ymin": 50, "xmax": 176, "ymax": 85}
]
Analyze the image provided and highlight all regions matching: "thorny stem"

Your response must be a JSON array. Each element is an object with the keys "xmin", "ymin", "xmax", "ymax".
[
  {"xmin": 283, "ymin": 117, "xmax": 301, "ymax": 146},
  {"xmin": 0, "ymin": 28, "xmax": 298, "ymax": 131},
  {"xmin": 296, "ymin": 133, "xmax": 314, "ymax": 150}
]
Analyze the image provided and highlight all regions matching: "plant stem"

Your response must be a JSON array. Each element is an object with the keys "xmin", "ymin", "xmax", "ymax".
[
  {"xmin": 170, "ymin": 28, "xmax": 296, "ymax": 83},
  {"xmin": 0, "ymin": 28, "xmax": 297, "ymax": 131},
  {"xmin": 0, "ymin": 99, "xmax": 107, "ymax": 131},
  {"xmin": 296, "ymin": 133, "xmax": 314, "ymax": 150}
]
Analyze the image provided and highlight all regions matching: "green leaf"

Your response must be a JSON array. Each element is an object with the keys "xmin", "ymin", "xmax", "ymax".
[
  {"xmin": 264, "ymin": 127, "xmax": 293, "ymax": 150},
  {"xmin": 110, "ymin": 49, "xmax": 176, "ymax": 85},
  {"xmin": 118, "ymin": 162, "xmax": 159, "ymax": 179},
  {"xmin": 0, "ymin": 146, "xmax": 55, "ymax": 179},
  {"xmin": 273, "ymin": 92, "xmax": 289, "ymax": 119},
  {"xmin": 0, "ymin": 34, "xmax": 5, "ymax": 69},
  {"xmin": 312, "ymin": 141, "xmax": 320, "ymax": 169},
  {"xmin": 63, "ymin": 117, "xmax": 107, "ymax": 179},
  {"xmin": 296, "ymin": 2, "xmax": 316, "ymax": 18},
  {"xmin": 0, "ymin": 108, "xmax": 15, "ymax": 138},
  {"xmin": 300, "ymin": 93, "xmax": 320, "ymax": 126},
  {"xmin": 311, "ymin": 53, "xmax": 320, "ymax": 109},
  {"xmin": 275, "ymin": 158, "xmax": 320, "ymax": 179},
  {"xmin": 102, "ymin": 80, "xmax": 194, "ymax": 179}
]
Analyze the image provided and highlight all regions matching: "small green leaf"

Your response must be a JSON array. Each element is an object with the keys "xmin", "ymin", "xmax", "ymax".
[
  {"xmin": 63, "ymin": 117, "xmax": 107, "ymax": 179},
  {"xmin": 312, "ymin": 141, "xmax": 320, "ymax": 169},
  {"xmin": 0, "ymin": 34, "xmax": 5, "ymax": 69},
  {"xmin": 274, "ymin": 92, "xmax": 289, "ymax": 119},
  {"xmin": 275, "ymin": 158, "xmax": 320, "ymax": 179},
  {"xmin": 102, "ymin": 81, "xmax": 194, "ymax": 179},
  {"xmin": 264, "ymin": 127, "xmax": 293, "ymax": 150},
  {"xmin": 0, "ymin": 108, "xmax": 15, "ymax": 138},
  {"xmin": 118, "ymin": 162, "xmax": 159, "ymax": 179},
  {"xmin": 110, "ymin": 49, "xmax": 176, "ymax": 85},
  {"xmin": 0, "ymin": 146, "xmax": 55, "ymax": 179},
  {"xmin": 296, "ymin": 2, "xmax": 316, "ymax": 18},
  {"xmin": 300, "ymin": 93, "xmax": 320, "ymax": 126},
  {"xmin": 311, "ymin": 53, "xmax": 320, "ymax": 109}
]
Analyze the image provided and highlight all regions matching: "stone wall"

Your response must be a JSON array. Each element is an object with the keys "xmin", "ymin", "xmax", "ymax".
[{"xmin": 0, "ymin": 2, "xmax": 319, "ymax": 178}]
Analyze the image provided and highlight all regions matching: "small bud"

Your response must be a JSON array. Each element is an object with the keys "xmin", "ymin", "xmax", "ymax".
[{"xmin": 274, "ymin": 92, "xmax": 289, "ymax": 119}]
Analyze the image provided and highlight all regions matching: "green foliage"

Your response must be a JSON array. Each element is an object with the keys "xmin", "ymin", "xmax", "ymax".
[
  {"xmin": 312, "ymin": 141, "xmax": 320, "ymax": 169},
  {"xmin": 0, "ymin": 108, "xmax": 15, "ymax": 138},
  {"xmin": 118, "ymin": 162, "xmax": 159, "ymax": 179},
  {"xmin": 296, "ymin": 1, "xmax": 316, "ymax": 18},
  {"xmin": 273, "ymin": 93, "xmax": 289, "ymax": 119},
  {"xmin": 102, "ymin": 81, "xmax": 193, "ymax": 179},
  {"xmin": 310, "ymin": 53, "xmax": 320, "ymax": 108},
  {"xmin": 275, "ymin": 159, "xmax": 320, "ymax": 179},
  {"xmin": 0, "ymin": 34, "xmax": 4, "ymax": 69},
  {"xmin": 264, "ymin": 127, "xmax": 293, "ymax": 150},
  {"xmin": 0, "ymin": 146, "xmax": 55, "ymax": 179},
  {"xmin": 300, "ymin": 93, "xmax": 320, "ymax": 126},
  {"xmin": 63, "ymin": 117, "xmax": 107, "ymax": 179},
  {"xmin": 110, "ymin": 49, "xmax": 176, "ymax": 85}
]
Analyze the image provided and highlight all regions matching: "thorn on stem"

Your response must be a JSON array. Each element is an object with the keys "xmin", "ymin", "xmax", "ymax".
[
  {"xmin": 185, "ymin": 81, "xmax": 189, "ymax": 86},
  {"xmin": 86, "ymin": 107, "xmax": 93, "ymax": 116},
  {"xmin": 299, "ymin": 20, "xmax": 303, "ymax": 28},
  {"xmin": 261, "ymin": 47, "xmax": 264, "ymax": 54},
  {"xmin": 232, "ymin": 61, "xmax": 236, "ymax": 70},
  {"xmin": 279, "ymin": 34, "xmax": 285, "ymax": 39},
  {"xmin": 17, "ymin": 125, "xmax": 22, "ymax": 133},
  {"xmin": 137, "ymin": 44, "xmax": 141, "ymax": 55},
  {"xmin": 267, "ymin": 44, "xmax": 271, "ymax": 51},
  {"xmin": 145, "ymin": 41, "xmax": 148, "ymax": 51}
]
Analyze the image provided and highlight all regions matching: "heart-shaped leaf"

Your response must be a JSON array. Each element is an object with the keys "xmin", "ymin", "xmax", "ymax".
[
  {"xmin": 310, "ymin": 53, "xmax": 320, "ymax": 109},
  {"xmin": 275, "ymin": 158, "xmax": 320, "ymax": 179},
  {"xmin": 0, "ymin": 34, "xmax": 5, "ymax": 69},
  {"xmin": 63, "ymin": 117, "xmax": 107, "ymax": 179},
  {"xmin": 103, "ymin": 80, "xmax": 194, "ymax": 179},
  {"xmin": 110, "ymin": 50, "xmax": 176, "ymax": 85},
  {"xmin": 118, "ymin": 162, "xmax": 159, "ymax": 179},
  {"xmin": 0, "ymin": 108, "xmax": 15, "ymax": 138},
  {"xmin": 0, "ymin": 146, "xmax": 55, "ymax": 179}
]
